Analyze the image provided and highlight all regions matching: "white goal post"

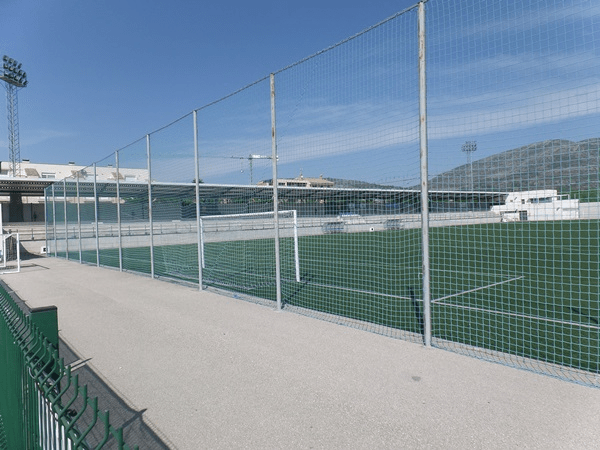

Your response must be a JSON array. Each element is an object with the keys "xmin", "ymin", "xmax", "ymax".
[
  {"xmin": 0, "ymin": 233, "xmax": 21, "ymax": 273},
  {"xmin": 0, "ymin": 207, "xmax": 21, "ymax": 274},
  {"xmin": 199, "ymin": 210, "xmax": 300, "ymax": 283}
]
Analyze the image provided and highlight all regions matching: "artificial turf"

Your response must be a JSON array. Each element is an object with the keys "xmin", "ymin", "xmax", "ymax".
[{"xmin": 59, "ymin": 219, "xmax": 600, "ymax": 373}]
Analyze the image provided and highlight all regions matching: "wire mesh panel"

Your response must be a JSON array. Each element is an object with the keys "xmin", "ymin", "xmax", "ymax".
[
  {"xmin": 196, "ymin": 78, "xmax": 273, "ymax": 186},
  {"xmin": 426, "ymin": 0, "xmax": 600, "ymax": 383},
  {"xmin": 92, "ymin": 154, "xmax": 120, "ymax": 269},
  {"xmin": 0, "ymin": 285, "xmax": 138, "ymax": 449},
  {"xmin": 41, "ymin": 0, "xmax": 600, "ymax": 388},
  {"xmin": 118, "ymin": 139, "xmax": 153, "ymax": 276},
  {"xmin": 200, "ymin": 210, "xmax": 299, "ymax": 301},
  {"xmin": 63, "ymin": 180, "xmax": 80, "ymax": 263},
  {"xmin": 44, "ymin": 186, "xmax": 55, "ymax": 256},
  {"xmin": 148, "ymin": 114, "xmax": 199, "ymax": 282},
  {"xmin": 148, "ymin": 114, "xmax": 194, "ymax": 184},
  {"xmin": 149, "ymin": 184, "xmax": 199, "ymax": 283},
  {"xmin": 51, "ymin": 183, "xmax": 66, "ymax": 259},
  {"xmin": 75, "ymin": 165, "xmax": 101, "ymax": 266},
  {"xmin": 273, "ymin": 7, "xmax": 422, "ymax": 339}
]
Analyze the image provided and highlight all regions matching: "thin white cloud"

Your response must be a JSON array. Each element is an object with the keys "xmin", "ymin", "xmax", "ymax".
[
  {"xmin": 0, "ymin": 128, "xmax": 76, "ymax": 150},
  {"xmin": 439, "ymin": 0, "xmax": 600, "ymax": 42},
  {"xmin": 429, "ymin": 79, "xmax": 600, "ymax": 139},
  {"xmin": 96, "ymin": 1, "xmax": 600, "ymax": 183},
  {"xmin": 437, "ymin": 50, "xmax": 600, "ymax": 84},
  {"xmin": 24, "ymin": 129, "xmax": 76, "ymax": 147}
]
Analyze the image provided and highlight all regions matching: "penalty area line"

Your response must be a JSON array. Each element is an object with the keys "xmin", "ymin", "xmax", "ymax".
[
  {"xmin": 432, "ymin": 276, "xmax": 526, "ymax": 303},
  {"xmin": 431, "ymin": 299, "xmax": 600, "ymax": 331}
]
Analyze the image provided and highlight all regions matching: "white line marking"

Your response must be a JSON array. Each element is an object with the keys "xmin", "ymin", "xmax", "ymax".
[
  {"xmin": 433, "ymin": 276, "xmax": 525, "ymax": 302},
  {"xmin": 432, "ymin": 300, "xmax": 600, "ymax": 330},
  {"xmin": 301, "ymin": 280, "xmax": 412, "ymax": 300}
]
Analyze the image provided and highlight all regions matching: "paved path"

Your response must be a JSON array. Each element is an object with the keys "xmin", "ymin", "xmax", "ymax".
[{"xmin": 3, "ymin": 257, "xmax": 600, "ymax": 449}]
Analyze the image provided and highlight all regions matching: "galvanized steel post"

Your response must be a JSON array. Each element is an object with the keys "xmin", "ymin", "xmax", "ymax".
[
  {"xmin": 44, "ymin": 187, "xmax": 48, "ymax": 256},
  {"xmin": 51, "ymin": 184, "xmax": 57, "ymax": 258},
  {"xmin": 63, "ymin": 178, "xmax": 68, "ymax": 260},
  {"xmin": 418, "ymin": 1, "xmax": 432, "ymax": 348},
  {"xmin": 116, "ymin": 151, "xmax": 123, "ymax": 272},
  {"xmin": 193, "ymin": 110, "xmax": 204, "ymax": 290},
  {"xmin": 147, "ymin": 134, "xmax": 155, "ymax": 279},
  {"xmin": 76, "ymin": 171, "xmax": 82, "ymax": 263},
  {"xmin": 293, "ymin": 210, "xmax": 300, "ymax": 282},
  {"xmin": 271, "ymin": 73, "xmax": 282, "ymax": 311},
  {"xmin": 15, "ymin": 234, "xmax": 20, "ymax": 272},
  {"xmin": 93, "ymin": 163, "xmax": 100, "ymax": 266}
]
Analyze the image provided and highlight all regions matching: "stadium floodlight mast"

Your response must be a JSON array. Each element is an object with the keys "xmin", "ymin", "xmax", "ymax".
[
  {"xmin": 461, "ymin": 140, "xmax": 477, "ymax": 192},
  {"xmin": 1, "ymin": 55, "xmax": 28, "ymax": 177}
]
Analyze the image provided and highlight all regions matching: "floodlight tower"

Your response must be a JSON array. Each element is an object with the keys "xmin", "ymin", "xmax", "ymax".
[
  {"xmin": 1, "ymin": 55, "xmax": 28, "ymax": 177},
  {"xmin": 461, "ymin": 140, "xmax": 477, "ymax": 192}
]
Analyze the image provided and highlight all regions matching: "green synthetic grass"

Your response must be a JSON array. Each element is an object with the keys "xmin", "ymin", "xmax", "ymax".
[
  {"xmin": 430, "ymin": 221, "xmax": 599, "ymax": 372},
  {"xmin": 60, "ymin": 220, "xmax": 600, "ymax": 373}
]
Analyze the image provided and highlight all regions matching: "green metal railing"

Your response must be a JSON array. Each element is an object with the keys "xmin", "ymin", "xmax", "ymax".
[{"xmin": 0, "ymin": 285, "xmax": 138, "ymax": 450}]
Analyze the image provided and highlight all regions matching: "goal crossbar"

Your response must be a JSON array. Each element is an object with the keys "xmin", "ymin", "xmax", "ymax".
[{"xmin": 199, "ymin": 210, "xmax": 300, "ymax": 283}]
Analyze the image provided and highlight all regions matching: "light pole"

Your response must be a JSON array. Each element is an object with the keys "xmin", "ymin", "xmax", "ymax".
[
  {"xmin": 461, "ymin": 140, "xmax": 477, "ymax": 192},
  {"xmin": 1, "ymin": 55, "xmax": 28, "ymax": 178}
]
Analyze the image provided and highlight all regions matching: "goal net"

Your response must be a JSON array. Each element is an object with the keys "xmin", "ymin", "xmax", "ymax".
[
  {"xmin": 199, "ymin": 210, "xmax": 300, "ymax": 296},
  {"xmin": 0, "ymin": 233, "xmax": 21, "ymax": 273}
]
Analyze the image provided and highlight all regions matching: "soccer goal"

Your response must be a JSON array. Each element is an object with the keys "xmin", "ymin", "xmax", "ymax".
[
  {"xmin": 199, "ymin": 210, "xmax": 300, "ymax": 291},
  {"xmin": 0, "ymin": 233, "xmax": 21, "ymax": 274}
]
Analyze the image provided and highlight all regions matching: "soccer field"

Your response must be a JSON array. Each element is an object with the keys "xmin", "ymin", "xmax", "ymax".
[{"xmin": 67, "ymin": 220, "xmax": 600, "ymax": 374}]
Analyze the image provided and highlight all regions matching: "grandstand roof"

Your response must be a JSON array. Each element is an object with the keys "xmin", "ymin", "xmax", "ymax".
[{"xmin": 51, "ymin": 180, "xmax": 507, "ymax": 207}]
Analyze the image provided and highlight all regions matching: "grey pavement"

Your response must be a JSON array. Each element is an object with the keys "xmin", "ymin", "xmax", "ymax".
[{"xmin": 3, "ymin": 257, "xmax": 600, "ymax": 449}]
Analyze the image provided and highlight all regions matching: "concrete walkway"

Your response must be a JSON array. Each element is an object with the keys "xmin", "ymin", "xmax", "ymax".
[{"xmin": 3, "ymin": 257, "xmax": 600, "ymax": 449}]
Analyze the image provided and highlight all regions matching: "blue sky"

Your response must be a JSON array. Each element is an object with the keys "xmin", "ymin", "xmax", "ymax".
[
  {"xmin": 2, "ymin": 0, "xmax": 600, "ymax": 186},
  {"xmin": 1, "ymin": 0, "xmax": 417, "ymax": 167}
]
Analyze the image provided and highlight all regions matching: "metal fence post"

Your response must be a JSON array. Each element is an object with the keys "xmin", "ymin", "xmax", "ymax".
[
  {"xmin": 15, "ymin": 233, "xmax": 20, "ymax": 273},
  {"xmin": 63, "ymin": 178, "xmax": 69, "ymax": 260},
  {"xmin": 116, "ymin": 151, "xmax": 123, "ymax": 272},
  {"xmin": 193, "ymin": 110, "xmax": 203, "ymax": 290},
  {"xmin": 293, "ymin": 210, "xmax": 300, "ymax": 283},
  {"xmin": 147, "ymin": 134, "xmax": 155, "ymax": 279},
  {"xmin": 418, "ymin": 1, "xmax": 431, "ymax": 348},
  {"xmin": 51, "ymin": 184, "xmax": 57, "ymax": 258},
  {"xmin": 270, "ymin": 73, "xmax": 282, "ymax": 311},
  {"xmin": 44, "ymin": 187, "xmax": 48, "ymax": 256},
  {"xmin": 76, "ymin": 172, "xmax": 82, "ymax": 263},
  {"xmin": 93, "ymin": 163, "xmax": 100, "ymax": 267}
]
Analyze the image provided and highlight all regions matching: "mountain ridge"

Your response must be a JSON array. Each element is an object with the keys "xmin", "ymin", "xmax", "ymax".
[{"xmin": 428, "ymin": 138, "xmax": 600, "ymax": 193}]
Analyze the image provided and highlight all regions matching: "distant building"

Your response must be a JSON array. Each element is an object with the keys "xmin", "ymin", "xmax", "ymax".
[
  {"xmin": 9, "ymin": 159, "xmax": 148, "ymax": 182},
  {"xmin": 258, "ymin": 174, "xmax": 334, "ymax": 188},
  {"xmin": 491, "ymin": 190, "xmax": 580, "ymax": 222},
  {"xmin": 0, "ymin": 160, "xmax": 149, "ymax": 222}
]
